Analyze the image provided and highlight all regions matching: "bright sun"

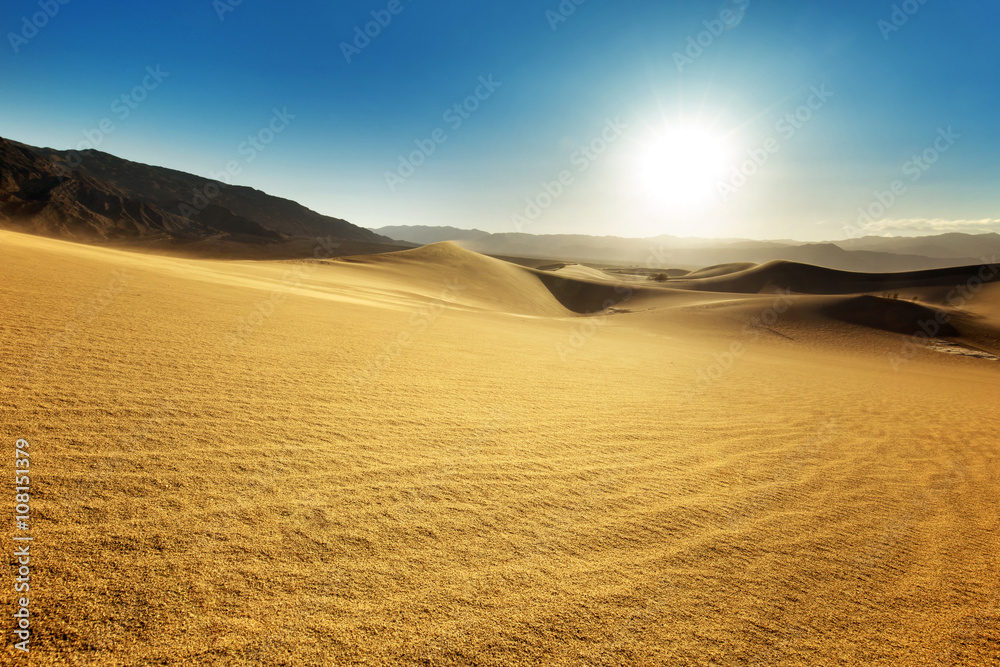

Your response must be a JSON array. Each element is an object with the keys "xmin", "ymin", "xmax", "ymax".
[{"xmin": 637, "ymin": 126, "xmax": 730, "ymax": 210}]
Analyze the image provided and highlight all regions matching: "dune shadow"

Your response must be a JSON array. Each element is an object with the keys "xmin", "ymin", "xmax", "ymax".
[{"xmin": 821, "ymin": 295, "xmax": 959, "ymax": 336}]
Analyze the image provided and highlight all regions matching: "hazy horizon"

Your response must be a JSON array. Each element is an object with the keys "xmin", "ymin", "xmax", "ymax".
[
  {"xmin": 367, "ymin": 222, "xmax": 1000, "ymax": 243},
  {"xmin": 3, "ymin": 130, "xmax": 997, "ymax": 245}
]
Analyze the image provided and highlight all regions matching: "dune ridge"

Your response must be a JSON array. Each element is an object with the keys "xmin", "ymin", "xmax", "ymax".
[{"xmin": 675, "ymin": 258, "xmax": 1000, "ymax": 295}]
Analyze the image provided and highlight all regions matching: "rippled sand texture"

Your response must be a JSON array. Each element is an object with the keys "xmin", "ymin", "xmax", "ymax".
[{"xmin": 2, "ymin": 231, "xmax": 998, "ymax": 665}]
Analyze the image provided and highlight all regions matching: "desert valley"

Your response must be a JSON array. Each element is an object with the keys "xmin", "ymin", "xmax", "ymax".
[{"xmin": 2, "ymin": 142, "xmax": 999, "ymax": 662}]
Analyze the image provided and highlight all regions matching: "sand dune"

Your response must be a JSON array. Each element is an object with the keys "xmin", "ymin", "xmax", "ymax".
[
  {"xmin": 332, "ymin": 242, "xmax": 573, "ymax": 317},
  {"xmin": 675, "ymin": 258, "xmax": 1000, "ymax": 295},
  {"xmin": 681, "ymin": 261, "xmax": 758, "ymax": 279},
  {"xmin": 2, "ymin": 232, "xmax": 999, "ymax": 665}
]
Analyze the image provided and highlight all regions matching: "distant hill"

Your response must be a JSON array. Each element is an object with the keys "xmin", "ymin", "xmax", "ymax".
[
  {"xmin": 836, "ymin": 232, "xmax": 1000, "ymax": 259},
  {"xmin": 0, "ymin": 136, "xmax": 398, "ymax": 250},
  {"xmin": 371, "ymin": 225, "xmax": 997, "ymax": 272}
]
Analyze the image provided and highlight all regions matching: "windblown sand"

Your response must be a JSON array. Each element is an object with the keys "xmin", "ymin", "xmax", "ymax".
[{"xmin": 1, "ymin": 232, "xmax": 998, "ymax": 665}]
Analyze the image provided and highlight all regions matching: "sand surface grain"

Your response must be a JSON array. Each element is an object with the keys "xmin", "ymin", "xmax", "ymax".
[{"xmin": 2, "ymin": 232, "xmax": 998, "ymax": 666}]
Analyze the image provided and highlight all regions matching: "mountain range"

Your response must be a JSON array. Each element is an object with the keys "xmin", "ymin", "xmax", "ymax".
[
  {"xmin": 3, "ymin": 135, "xmax": 997, "ymax": 272},
  {"xmin": 0, "ymin": 135, "xmax": 398, "ymax": 255},
  {"xmin": 373, "ymin": 226, "xmax": 1000, "ymax": 273}
]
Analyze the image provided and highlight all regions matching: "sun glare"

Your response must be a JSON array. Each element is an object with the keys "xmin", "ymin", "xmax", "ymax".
[{"xmin": 636, "ymin": 125, "xmax": 730, "ymax": 210}]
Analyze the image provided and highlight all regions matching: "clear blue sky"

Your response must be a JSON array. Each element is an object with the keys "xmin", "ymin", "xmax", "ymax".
[{"xmin": 2, "ymin": 0, "xmax": 997, "ymax": 240}]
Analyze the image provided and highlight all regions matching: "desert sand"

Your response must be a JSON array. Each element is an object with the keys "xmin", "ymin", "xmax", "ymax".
[{"xmin": 2, "ymin": 230, "xmax": 998, "ymax": 665}]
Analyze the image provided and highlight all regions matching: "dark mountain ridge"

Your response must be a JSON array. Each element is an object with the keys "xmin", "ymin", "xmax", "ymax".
[{"xmin": 0, "ymin": 136, "xmax": 395, "ymax": 248}]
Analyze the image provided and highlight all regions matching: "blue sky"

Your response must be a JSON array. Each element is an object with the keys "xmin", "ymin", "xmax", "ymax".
[{"xmin": 2, "ymin": 0, "xmax": 997, "ymax": 240}]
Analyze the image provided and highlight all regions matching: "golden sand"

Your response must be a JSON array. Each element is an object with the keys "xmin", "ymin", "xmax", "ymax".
[{"xmin": 1, "ymin": 232, "xmax": 998, "ymax": 665}]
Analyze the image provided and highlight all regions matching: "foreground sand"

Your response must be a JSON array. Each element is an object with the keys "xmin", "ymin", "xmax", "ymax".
[{"xmin": 2, "ymin": 231, "xmax": 998, "ymax": 666}]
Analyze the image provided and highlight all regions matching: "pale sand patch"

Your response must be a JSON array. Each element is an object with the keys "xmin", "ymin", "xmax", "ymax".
[{"xmin": 927, "ymin": 340, "xmax": 1000, "ymax": 361}]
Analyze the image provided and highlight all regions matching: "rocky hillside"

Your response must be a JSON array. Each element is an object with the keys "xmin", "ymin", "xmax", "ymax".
[{"xmin": 0, "ymin": 136, "xmax": 395, "ymax": 247}]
